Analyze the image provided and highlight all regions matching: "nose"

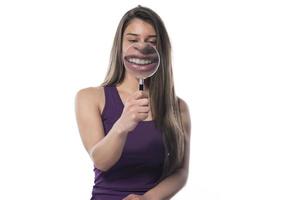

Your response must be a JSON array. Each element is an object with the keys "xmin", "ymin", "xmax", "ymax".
[{"xmin": 134, "ymin": 43, "xmax": 156, "ymax": 55}]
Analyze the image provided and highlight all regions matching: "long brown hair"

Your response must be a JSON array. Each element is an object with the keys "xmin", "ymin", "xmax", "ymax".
[{"xmin": 101, "ymin": 5, "xmax": 185, "ymax": 180}]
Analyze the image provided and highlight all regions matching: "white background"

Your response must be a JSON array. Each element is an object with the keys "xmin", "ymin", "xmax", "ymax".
[{"xmin": 0, "ymin": 0, "xmax": 299, "ymax": 199}]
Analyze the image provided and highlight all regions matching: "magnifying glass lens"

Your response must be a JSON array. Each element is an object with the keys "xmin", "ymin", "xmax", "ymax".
[{"xmin": 123, "ymin": 42, "xmax": 160, "ymax": 90}]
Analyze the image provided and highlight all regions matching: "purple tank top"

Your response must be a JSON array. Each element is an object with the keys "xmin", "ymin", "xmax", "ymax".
[{"xmin": 90, "ymin": 85, "xmax": 165, "ymax": 200}]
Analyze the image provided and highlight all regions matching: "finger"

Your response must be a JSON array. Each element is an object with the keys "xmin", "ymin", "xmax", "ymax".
[
  {"xmin": 129, "ymin": 98, "xmax": 148, "ymax": 108},
  {"xmin": 125, "ymin": 91, "xmax": 141, "ymax": 103},
  {"xmin": 137, "ymin": 113, "xmax": 148, "ymax": 120},
  {"xmin": 137, "ymin": 106, "xmax": 150, "ymax": 113},
  {"xmin": 131, "ymin": 113, "xmax": 148, "ymax": 121},
  {"xmin": 141, "ymin": 91, "xmax": 149, "ymax": 98},
  {"xmin": 137, "ymin": 98, "xmax": 149, "ymax": 106},
  {"xmin": 134, "ymin": 91, "xmax": 149, "ymax": 100},
  {"xmin": 133, "ymin": 91, "xmax": 143, "ymax": 99}
]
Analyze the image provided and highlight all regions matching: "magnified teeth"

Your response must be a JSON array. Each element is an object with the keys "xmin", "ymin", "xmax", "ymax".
[{"xmin": 128, "ymin": 58, "xmax": 152, "ymax": 65}]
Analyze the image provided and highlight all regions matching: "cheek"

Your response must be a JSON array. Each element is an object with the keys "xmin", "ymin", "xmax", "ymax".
[{"xmin": 122, "ymin": 41, "xmax": 130, "ymax": 52}]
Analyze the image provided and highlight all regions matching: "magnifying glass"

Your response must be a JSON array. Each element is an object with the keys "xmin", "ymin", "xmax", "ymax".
[{"xmin": 123, "ymin": 42, "xmax": 160, "ymax": 91}]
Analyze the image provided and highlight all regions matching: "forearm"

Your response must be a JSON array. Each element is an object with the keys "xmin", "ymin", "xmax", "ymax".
[
  {"xmin": 89, "ymin": 120, "xmax": 128, "ymax": 171},
  {"xmin": 144, "ymin": 168, "xmax": 188, "ymax": 200}
]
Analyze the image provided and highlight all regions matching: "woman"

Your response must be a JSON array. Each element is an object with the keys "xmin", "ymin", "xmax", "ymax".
[{"xmin": 75, "ymin": 5, "xmax": 191, "ymax": 200}]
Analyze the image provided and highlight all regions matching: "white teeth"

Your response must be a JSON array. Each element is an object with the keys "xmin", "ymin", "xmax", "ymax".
[{"xmin": 128, "ymin": 58, "xmax": 151, "ymax": 65}]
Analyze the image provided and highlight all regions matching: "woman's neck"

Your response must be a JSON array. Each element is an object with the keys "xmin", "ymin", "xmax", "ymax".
[{"xmin": 117, "ymin": 72, "xmax": 149, "ymax": 94}]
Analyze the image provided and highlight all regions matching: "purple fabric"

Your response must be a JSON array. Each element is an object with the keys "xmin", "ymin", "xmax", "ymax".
[{"xmin": 90, "ymin": 85, "xmax": 165, "ymax": 200}]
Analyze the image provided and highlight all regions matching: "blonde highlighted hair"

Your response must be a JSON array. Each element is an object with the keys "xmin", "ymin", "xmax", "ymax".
[{"xmin": 101, "ymin": 5, "xmax": 185, "ymax": 180}]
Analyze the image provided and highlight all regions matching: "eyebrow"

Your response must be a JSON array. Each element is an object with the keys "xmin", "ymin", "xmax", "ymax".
[{"xmin": 126, "ymin": 33, "xmax": 157, "ymax": 38}]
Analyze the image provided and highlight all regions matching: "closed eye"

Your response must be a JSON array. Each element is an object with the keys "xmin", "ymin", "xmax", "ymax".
[{"xmin": 128, "ymin": 39, "xmax": 138, "ymax": 43}]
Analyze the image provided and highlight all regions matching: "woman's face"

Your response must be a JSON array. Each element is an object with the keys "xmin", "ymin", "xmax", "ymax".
[
  {"xmin": 122, "ymin": 18, "xmax": 159, "ymax": 78},
  {"xmin": 122, "ymin": 18, "xmax": 157, "ymax": 50}
]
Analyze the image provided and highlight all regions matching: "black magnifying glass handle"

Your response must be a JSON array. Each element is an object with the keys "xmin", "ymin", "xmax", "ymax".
[{"xmin": 139, "ymin": 78, "xmax": 144, "ymax": 91}]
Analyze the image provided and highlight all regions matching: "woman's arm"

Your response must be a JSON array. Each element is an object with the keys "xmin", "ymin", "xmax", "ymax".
[
  {"xmin": 144, "ymin": 98, "xmax": 191, "ymax": 200},
  {"xmin": 75, "ymin": 87, "xmax": 129, "ymax": 172},
  {"xmin": 143, "ymin": 167, "xmax": 189, "ymax": 200}
]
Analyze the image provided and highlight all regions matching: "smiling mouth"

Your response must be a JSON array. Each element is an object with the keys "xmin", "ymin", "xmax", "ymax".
[{"xmin": 124, "ymin": 55, "xmax": 158, "ymax": 65}]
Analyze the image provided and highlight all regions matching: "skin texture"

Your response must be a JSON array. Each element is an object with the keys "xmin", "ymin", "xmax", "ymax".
[
  {"xmin": 123, "ymin": 19, "xmax": 158, "ymax": 79},
  {"xmin": 75, "ymin": 18, "xmax": 191, "ymax": 200}
]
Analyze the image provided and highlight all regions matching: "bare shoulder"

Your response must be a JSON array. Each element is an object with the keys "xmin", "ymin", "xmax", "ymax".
[
  {"xmin": 75, "ymin": 86, "xmax": 105, "ymax": 114},
  {"xmin": 177, "ymin": 96, "xmax": 191, "ymax": 137},
  {"xmin": 74, "ymin": 86, "xmax": 106, "ymax": 155}
]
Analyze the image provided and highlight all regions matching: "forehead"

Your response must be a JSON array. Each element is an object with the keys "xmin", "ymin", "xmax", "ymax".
[{"xmin": 124, "ymin": 18, "xmax": 156, "ymax": 36}]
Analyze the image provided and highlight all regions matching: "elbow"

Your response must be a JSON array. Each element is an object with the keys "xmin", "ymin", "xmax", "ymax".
[
  {"xmin": 92, "ymin": 157, "xmax": 109, "ymax": 172},
  {"xmin": 93, "ymin": 162, "xmax": 110, "ymax": 172},
  {"xmin": 182, "ymin": 175, "xmax": 188, "ymax": 187},
  {"xmin": 89, "ymin": 149, "xmax": 110, "ymax": 172},
  {"xmin": 180, "ymin": 168, "xmax": 189, "ymax": 187}
]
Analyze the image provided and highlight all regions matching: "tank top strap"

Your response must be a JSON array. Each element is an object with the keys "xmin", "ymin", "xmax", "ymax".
[{"xmin": 101, "ymin": 85, "xmax": 123, "ymax": 123}]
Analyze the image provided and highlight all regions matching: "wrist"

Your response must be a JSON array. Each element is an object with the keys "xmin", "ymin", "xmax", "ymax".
[{"xmin": 113, "ymin": 120, "xmax": 128, "ymax": 137}]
